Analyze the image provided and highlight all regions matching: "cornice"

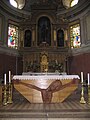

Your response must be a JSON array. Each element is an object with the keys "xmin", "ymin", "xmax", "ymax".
[
  {"xmin": 0, "ymin": 45, "xmax": 20, "ymax": 56},
  {"xmin": 57, "ymin": 0, "xmax": 90, "ymax": 20},
  {"xmin": 1, "ymin": 0, "xmax": 89, "ymax": 22},
  {"xmin": 69, "ymin": 44, "xmax": 90, "ymax": 56},
  {"xmin": 0, "ymin": 0, "xmax": 31, "ymax": 21},
  {"xmin": 19, "ymin": 47, "xmax": 69, "ymax": 55}
]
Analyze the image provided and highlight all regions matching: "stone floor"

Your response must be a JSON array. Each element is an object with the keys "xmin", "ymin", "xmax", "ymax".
[{"xmin": 0, "ymin": 85, "xmax": 90, "ymax": 120}]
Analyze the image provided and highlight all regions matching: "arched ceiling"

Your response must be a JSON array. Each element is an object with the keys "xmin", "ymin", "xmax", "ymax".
[
  {"xmin": 15, "ymin": 0, "xmax": 25, "ymax": 9},
  {"xmin": 23, "ymin": 0, "xmax": 64, "ymax": 11},
  {"xmin": 62, "ymin": 0, "xmax": 73, "ymax": 9},
  {"xmin": 8, "ymin": 0, "xmax": 75, "ymax": 11}
]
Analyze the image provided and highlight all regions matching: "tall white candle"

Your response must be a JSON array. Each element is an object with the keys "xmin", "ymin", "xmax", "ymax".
[
  {"xmin": 81, "ymin": 72, "xmax": 83, "ymax": 83},
  {"xmin": 88, "ymin": 73, "xmax": 89, "ymax": 85},
  {"xmin": 4, "ymin": 74, "xmax": 6, "ymax": 85},
  {"xmin": 9, "ymin": 71, "xmax": 11, "ymax": 83}
]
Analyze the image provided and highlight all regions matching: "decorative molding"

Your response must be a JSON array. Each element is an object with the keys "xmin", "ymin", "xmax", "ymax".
[
  {"xmin": 69, "ymin": 44, "xmax": 90, "ymax": 56},
  {"xmin": 57, "ymin": 0, "xmax": 90, "ymax": 21},
  {"xmin": 0, "ymin": 45, "xmax": 20, "ymax": 56},
  {"xmin": 20, "ymin": 47, "xmax": 69, "ymax": 54}
]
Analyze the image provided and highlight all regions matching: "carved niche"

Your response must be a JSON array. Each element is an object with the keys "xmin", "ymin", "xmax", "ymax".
[{"xmin": 40, "ymin": 52, "xmax": 48, "ymax": 72}]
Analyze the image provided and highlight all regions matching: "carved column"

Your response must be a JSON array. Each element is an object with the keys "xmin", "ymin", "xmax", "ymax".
[
  {"xmin": 64, "ymin": 29, "xmax": 68, "ymax": 47},
  {"xmin": 52, "ymin": 25, "xmax": 57, "ymax": 47},
  {"xmin": 32, "ymin": 26, "xmax": 36, "ymax": 47},
  {"xmin": 51, "ymin": 23, "xmax": 53, "ymax": 46},
  {"xmin": 19, "ymin": 28, "xmax": 24, "ymax": 48}
]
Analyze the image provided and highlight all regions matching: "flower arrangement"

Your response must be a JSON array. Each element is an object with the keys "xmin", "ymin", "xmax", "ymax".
[{"xmin": 48, "ymin": 60, "xmax": 63, "ymax": 72}]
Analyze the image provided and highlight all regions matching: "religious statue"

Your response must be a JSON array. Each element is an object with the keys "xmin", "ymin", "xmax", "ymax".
[
  {"xmin": 41, "ymin": 24, "xmax": 48, "ymax": 42},
  {"xmin": 38, "ymin": 16, "xmax": 51, "ymax": 46}
]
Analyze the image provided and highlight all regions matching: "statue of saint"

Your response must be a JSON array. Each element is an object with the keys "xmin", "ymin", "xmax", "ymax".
[{"xmin": 41, "ymin": 24, "xmax": 48, "ymax": 42}]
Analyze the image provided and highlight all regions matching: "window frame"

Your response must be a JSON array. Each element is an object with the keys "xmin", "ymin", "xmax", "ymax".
[
  {"xmin": 8, "ymin": 23, "xmax": 19, "ymax": 49},
  {"xmin": 70, "ymin": 23, "xmax": 81, "ymax": 48}
]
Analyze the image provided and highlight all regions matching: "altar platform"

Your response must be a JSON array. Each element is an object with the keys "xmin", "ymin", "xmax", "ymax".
[
  {"xmin": 13, "ymin": 74, "xmax": 80, "ymax": 103},
  {"xmin": 0, "ymin": 86, "xmax": 90, "ymax": 120}
]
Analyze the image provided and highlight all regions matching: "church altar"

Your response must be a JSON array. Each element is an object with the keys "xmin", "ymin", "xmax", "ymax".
[
  {"xmin": 13, "ymin": 73, "xmax": 79, "ymax": 80},
  {"xmin": 22, "ymin": 72, "xmax": 67, "ymax": 75},
  {"xmin": 13, "ymin": 74, "xmax": 80, "ymax": 103}
]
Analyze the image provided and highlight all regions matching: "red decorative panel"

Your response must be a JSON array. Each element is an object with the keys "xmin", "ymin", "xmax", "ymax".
[
  {"xmin": 0, "ymin": 53, "xmax": 23, "ymax": 80},
  {"xmin": 68, "ymin": 53, "xmax": 90, "ymax": 79}
]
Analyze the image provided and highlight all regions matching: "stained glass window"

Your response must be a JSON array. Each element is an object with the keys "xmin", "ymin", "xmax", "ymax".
[
  {"xmin": 70, "ymin": 24, "xmax": 81, "ymax": 48},
  {"xmin": 8, "ymin": 24, "xmax": 18, "ymax": 49}
]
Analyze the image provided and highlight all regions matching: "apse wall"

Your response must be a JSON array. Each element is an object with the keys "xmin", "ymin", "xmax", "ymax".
[
  {"xmin": 0, "ymin": 0, "xmax": 90, "ymax": 79},
  {"xmin": 68, "ymin": 53, "xmax": 90, "ymax": 79},
  {"xmin": 66, "ymin": 0, "xmax": 90, "ymax": 79},
  {"xmin": 0, "ymin": 52, "xmax": 23, "ymax": 79}
]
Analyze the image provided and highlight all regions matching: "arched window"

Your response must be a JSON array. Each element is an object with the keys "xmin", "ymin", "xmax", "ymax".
[
  {"xmin": 9, "ymin": 0, "xmax": 25, "ymax": 9},
  {"xmin": 9, "ymin": 0, "xmax": 17, "ymax": 8},
  {"xmin": 24, "ymin": 30, "xmax": 32, "ymax": 47},
  {"xmin": 57, "ymin": 29, "xmax": 64, "ymax": 47},
  {"xmin": 70, "ymin": 0, "xmax": 79, "ymax": 7},
  {"xmin": 37, "ymin": 17, "xmax": 51, "ymax": 46}
]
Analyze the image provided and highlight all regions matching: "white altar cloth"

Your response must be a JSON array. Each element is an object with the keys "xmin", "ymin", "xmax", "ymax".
[{"xmin": 13, "ymin": 75, "xmax": 80, "ymax": 81}]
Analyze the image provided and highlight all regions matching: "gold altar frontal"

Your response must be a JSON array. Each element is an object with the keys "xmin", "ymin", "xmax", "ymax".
[{"xmin": 13, "ymin": 75, "xmax": 79, "ymax": 103}]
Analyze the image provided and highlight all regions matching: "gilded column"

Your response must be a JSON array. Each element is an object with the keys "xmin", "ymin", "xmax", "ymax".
[
  {"xmin": 19, "ymin": 28, "xmax": 24, "ymax": 48},
  {"xmin": 64, "ymin": 30, "xmax": 68, "ymax": 47},
  {"xmin": 53, "ymin": 26, "xmax": 57, "ymax": 46},
  {"xmin": 32, "ymin": 27, "xmax": 35, "ymax": 46}
]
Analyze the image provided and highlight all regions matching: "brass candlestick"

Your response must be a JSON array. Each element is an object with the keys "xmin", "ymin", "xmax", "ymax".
[
  {"xmin": 88, "ymin": 85, "xmax": 90, "ymax": 104},
  {"xmin": 80, "ymin": 83, "xmax": 86, "ymax": 104},
  {"xmin": 7, "ymin": 83, "xmax": 13, "ymax": 104},
  {"xmin": 3, "ymin": 85, "xmax": 7, "ymax": 106}
]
